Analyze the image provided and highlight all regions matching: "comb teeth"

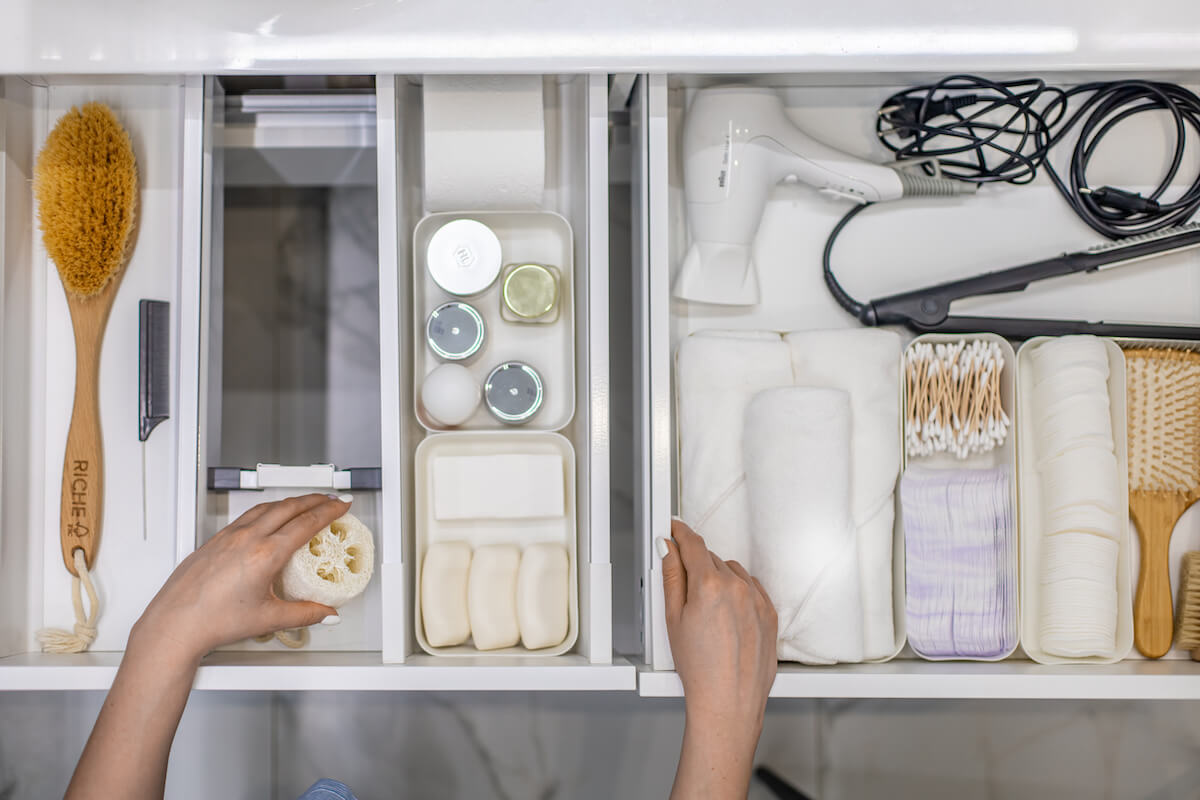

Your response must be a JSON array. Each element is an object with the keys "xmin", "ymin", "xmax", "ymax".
[
  {"xmin": 1125, "ymin": 347, "xmax": 1200, "ymax": 493},
  {"xmin": 1177, "ymin": 552, "xmax": 1200, "ymax": 650}
]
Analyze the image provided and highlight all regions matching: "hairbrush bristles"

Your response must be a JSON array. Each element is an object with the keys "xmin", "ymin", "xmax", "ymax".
[
  {"xmin": 1177, "ymin": 552, "xmax": 1200, "ymax": 651},
  {"xmin": 1125, "ymin": 348, "xmax": 1200, "ymax": 493},
  {"xmin": 33, "ymin": 102, "xmax": 137, "ymax": 298}
]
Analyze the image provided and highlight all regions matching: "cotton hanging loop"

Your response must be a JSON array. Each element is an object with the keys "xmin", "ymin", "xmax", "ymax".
[{"xmin": 37, "ymin": 548, "xmax": 101, "ymax": 653}]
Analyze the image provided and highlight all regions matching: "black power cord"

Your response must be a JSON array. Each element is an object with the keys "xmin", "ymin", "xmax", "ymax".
[
  {"xmin": 821, "ymin": 202, "xmax": 873, "ymax": 323},
  {"xmin": 877, "ymin": 76, "xmax": 1200, "ymax": 238}
]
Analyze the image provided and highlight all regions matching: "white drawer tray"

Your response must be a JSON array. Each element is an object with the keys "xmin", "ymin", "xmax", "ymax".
[{"xmin": 633, "ymin": 72, "xmax": 1200, "ymax": 698}]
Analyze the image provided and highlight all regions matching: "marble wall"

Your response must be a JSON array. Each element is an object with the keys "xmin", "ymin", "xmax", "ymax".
[{"xmin": 5, "ymin": 692, "xmax": 1200, "ymax": 799}]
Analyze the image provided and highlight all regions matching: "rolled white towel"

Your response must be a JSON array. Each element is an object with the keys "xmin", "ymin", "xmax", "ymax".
[
  {"xmin": 676, "ymin": 331, "xmax": 795, "ymax": 567},
  {"xmin": 744, "ymin": 387, "xmax": 865, "ymax": 664},
  {"xmin": 785, "ymin": 328, "xmax": 901, "ymax": 659}
]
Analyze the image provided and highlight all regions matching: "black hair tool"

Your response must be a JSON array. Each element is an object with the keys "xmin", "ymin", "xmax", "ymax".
[{"xmin": 824, "ymin": 205, "xmax": 1200, "ymax": 339}]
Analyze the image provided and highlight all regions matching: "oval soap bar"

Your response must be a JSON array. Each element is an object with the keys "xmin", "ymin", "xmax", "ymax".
[
  {"xmin": 517, "ymin": 542, "xmax": 569, "ymax": 650},
  {"xmin": 421, "ymin": 542, "xmax": 472, "ymax": 648},
  {"xmin": 467, "ymin": 544, "xmax": 521, "ymax": 651}
]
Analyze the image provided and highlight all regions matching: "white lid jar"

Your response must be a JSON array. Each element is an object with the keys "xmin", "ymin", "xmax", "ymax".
[{"xmin": 425, "ymin": 218, "xmax": 503, "ymax": 296}]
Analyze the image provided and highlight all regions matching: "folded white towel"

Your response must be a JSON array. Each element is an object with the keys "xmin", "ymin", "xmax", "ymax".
[
  {"xmin": 744, "ymin": 388, "xmax": 865, "ymax": 664},
  {"xmin": 676, "ymin": 331, "xmax": 794, "ymax": 567},
  {"xmin": 785, "ymin": 329, "xmax": 901, "ymax": 659}
]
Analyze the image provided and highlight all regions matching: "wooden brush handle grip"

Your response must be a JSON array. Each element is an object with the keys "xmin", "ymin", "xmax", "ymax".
[
  {"xmin": 60, "ymin": 295, "xmax": 111, "ymax": 576},
  {"xmin": 1130, "ymin": 492, "xmax": 1189, "ymax": 659}
]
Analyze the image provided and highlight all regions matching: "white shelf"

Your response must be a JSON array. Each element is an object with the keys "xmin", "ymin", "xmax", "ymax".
[
  {"xmin": 0, "ymin": 653, "xmax": 636, "ymax": 692},
  {"xmin": 638, "ymin": 661, "xmax": 1200, "ymax": 699},
  {"xmin": 2, "ymin": 2, "xmax": 1200, "ymax": 73}
]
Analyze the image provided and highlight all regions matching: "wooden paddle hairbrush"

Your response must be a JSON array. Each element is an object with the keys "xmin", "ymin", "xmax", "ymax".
[{"xmin": 1125, "ymin": 347, "xmax": 1200, "ymax": 658}]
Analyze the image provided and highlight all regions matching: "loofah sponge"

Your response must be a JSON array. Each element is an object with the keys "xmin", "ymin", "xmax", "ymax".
[
  {"xmin": 280, "ymin": 513, "xmax": 376, "ymax": 608},
  {"xmin": 34, "ymin": 102, "xmax": 138, "ymax": 297}
]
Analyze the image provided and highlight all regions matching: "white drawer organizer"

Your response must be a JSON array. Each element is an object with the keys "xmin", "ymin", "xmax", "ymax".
[
  {"xmin": 633, "ymin": 73, "xmax": 1200, "ymax": 698},
  {"xmin": 0, "ymin": 74, "xmax": 633, "ymax": 691}
]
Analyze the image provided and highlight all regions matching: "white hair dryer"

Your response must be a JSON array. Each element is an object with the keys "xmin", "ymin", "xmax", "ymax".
[{"xmin": 677, "ymin": 86, "xmax": 975, "ymax": 306}]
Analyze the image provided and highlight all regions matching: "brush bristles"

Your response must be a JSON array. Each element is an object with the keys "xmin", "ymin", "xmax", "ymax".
[
  {"xmin": 33, "ymin": 102, "xmax": 138, "ymax": 298},
  {"xmin": 1177, "ymin": 552, "xmax": 1200, "ymax": 650},
  {"xmin": 1125, "ymin": 348, "xmax": 1200, "ymax": 493}
]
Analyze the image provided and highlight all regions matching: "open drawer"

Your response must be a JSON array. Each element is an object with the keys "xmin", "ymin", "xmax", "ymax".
[
  {"xmin": 632, "ymin": 73, "xmax": 1200, "ymax": 698},
  {"xmin": 0, "ymin": 73, "xmax": 632, "ymax": 691}
]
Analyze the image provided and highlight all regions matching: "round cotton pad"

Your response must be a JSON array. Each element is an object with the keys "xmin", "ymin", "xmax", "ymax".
[
  {"xmin": 1031, "ymin": 336, "xmax": 1110, "ymax": 387},
  {"xmin": 280, "ymin": 513, "xmax": 376, "ymax": 609},
  {"xmin": 1040, "ymin": 445, "xmax": 1122, "ymax": 514}
]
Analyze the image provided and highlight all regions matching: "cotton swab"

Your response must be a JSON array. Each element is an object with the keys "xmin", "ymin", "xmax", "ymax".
[{"xmin": 905, "ymin": 339, "xmax": 1010, "ymax": 459}]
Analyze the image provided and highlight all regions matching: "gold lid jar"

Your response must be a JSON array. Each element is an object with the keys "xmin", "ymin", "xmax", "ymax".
[{"xmin": 502, "ymin": 263, "xmax": 559, "ymax": 321}]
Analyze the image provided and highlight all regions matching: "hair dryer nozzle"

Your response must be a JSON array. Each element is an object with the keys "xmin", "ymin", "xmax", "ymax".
[
  {"xmin": 894, "ymin": 169, "xmax": 978, "ymax": 198},
  {"xmin": 673, "ymin": 241, "xmax": 759, "ymax": 306}
]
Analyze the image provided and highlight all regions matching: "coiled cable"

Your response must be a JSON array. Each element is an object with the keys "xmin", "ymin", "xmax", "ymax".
[{"xmin": 877, "ymin": 76, "xmax": 1200, "ymax": 238}]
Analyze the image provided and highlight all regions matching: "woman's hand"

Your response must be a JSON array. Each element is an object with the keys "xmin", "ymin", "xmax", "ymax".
[
  {"xmin": 660, "ymin": 519, "xmax": 778, "ymax": 800},
  {"xmin": 130, "ymin": 493, "xmax": 347, "ymax": 664},
  {"xmin": 67, "ymin": 493, "xmax": 350, "ymax": 800}
]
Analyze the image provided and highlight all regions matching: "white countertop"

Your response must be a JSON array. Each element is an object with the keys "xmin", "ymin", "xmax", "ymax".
[{"xmin": 3, "ymin": 0, "xmax": 1200, "ymax": 74}]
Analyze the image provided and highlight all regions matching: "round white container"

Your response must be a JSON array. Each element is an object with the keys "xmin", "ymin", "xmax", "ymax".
[{"xmin": 425, "ymin": 218, "xmax": 502, "ymax": 296}]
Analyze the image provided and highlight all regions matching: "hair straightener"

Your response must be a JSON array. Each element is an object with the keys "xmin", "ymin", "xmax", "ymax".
[{"xmin": 824, "ymin": 206, "xmax": 1200, "ymax": 339}]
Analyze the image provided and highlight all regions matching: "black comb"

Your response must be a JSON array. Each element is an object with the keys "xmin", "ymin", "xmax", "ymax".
[{"xmin": 139, "ymin": 300, "xmax": 170, "ymax": 441}]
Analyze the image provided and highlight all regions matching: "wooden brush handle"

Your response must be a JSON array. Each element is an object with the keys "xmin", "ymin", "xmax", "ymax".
[
  {"xmin": 60, "ymin": 293, "xmax": 114, "ymax": 576},
  {"xmin": 1130, "ymin": 492, "xmax": 1191, "ymax": 659}
]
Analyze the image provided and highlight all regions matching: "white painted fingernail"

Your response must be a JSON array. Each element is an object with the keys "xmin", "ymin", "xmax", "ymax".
[
  {"xmin": 320, "ymin": 614, "xmax": 341, "ymax": 626},
  {"xmin": 671, "ymin": 515, "xmax": 684, "ymax": 523},
  {"xmin": 337, "ymin": 494, "xmax": 353, "ymax": 504},
  {"xmin": 655, "ymin": 537, "xmax": 670, "ymax": 559}
]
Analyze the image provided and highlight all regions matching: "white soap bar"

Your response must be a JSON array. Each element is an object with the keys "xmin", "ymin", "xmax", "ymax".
[
  {"xmin": 420, "ymin": 542, "xmax": 472, "ymax": 648},
  {"xmin": 467, "ymin": 544, "xmax": 521, "ymax": 651},
  {"xmin": 433, "ymin": 454, "xmax": 564, "ymax": 521},
  {"xmin": 517, "ymin": 542, "xmax": 570, "ymax": 650}
]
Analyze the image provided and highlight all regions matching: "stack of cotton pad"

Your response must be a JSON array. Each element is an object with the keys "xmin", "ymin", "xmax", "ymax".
[
  {"xmin": 1031, "ymin": 336, "xmax": 1121, "ymax": 658},
  {"xmin": 902, "ymin": 466, "xmax": 1015, "ymax": 658}
]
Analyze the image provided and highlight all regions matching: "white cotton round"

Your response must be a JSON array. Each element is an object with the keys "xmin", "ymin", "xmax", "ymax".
[
  {"xmin": 1031, "ymin": 336, "xmax": 1110, "ymax": 387},
  {"xmin": 1040, "ymin": 445, "xmax": 1122, "ymax": 515},
  {"xmin": 280, "ymin": 513, "xmax": 376, "ymax": 609}
]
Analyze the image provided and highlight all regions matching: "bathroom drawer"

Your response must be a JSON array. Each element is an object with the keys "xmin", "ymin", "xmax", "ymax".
[
  {"xmin": 0, "ymin": 73, "xmax": 633, "ymax": 691},
  {"xmin": 632, "ymin": 72, "xmax": 1200, "ymax": 698},
  {"xmin": 0, "ymin": 76, "xmax": 194, "ymax": 671}
]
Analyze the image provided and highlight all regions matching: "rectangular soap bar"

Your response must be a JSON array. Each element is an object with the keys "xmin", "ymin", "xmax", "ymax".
[{"xmin": 433, "ymin": 454, "xmax": 565, "ymax": 521}]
